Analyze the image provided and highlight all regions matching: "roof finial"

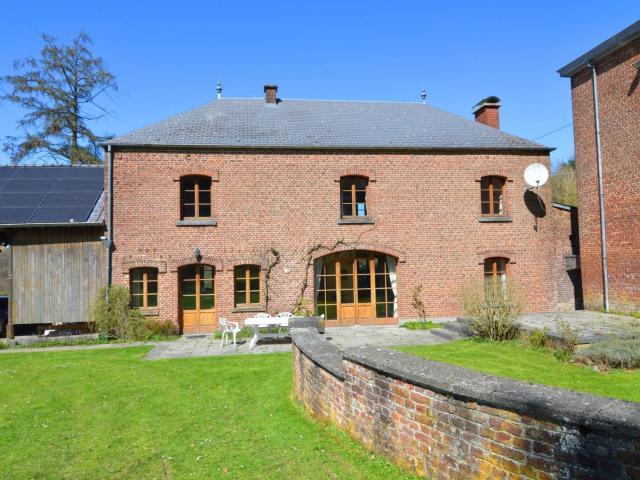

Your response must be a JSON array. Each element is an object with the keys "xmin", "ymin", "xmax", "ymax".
[
  {"xmin": 216, "ymin": 81, "xmax": 223, "ymax": 99},
  {"xmin": 420, "ymin": 88, "xmax": 427, "ymax": 104}
]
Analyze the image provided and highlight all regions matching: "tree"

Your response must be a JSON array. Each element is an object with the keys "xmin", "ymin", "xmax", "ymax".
[
  {"xmin": 1, "ymin": 32, "xmax": 117, "ymax": 164},
  {"xmin": 551, "ymin": 157, "xmax": 578, "ymax": 207}
]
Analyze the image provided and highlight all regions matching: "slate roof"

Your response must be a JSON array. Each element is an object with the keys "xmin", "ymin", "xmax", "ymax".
[
  {"xmin": 558, "ymin": 20, "xmax": 640, "ymax": 77},
  {"xmin": 0, "ymin": 166, "xmax": 104, "ymax": 226},
  {"xmin": 108, "ymin": 98, "xmax": 551, "ymax": 151}
]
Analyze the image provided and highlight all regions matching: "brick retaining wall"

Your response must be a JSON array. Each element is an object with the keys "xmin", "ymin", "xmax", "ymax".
[{"xmin": 292, "ymin": 329, "xmax": 640, "ymax": 479}]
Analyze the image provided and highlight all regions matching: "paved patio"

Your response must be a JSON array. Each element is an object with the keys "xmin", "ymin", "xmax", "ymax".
[
  {"xmin": 145, "ymin": 324, "xmax": 452, "ymax": 360},
  {"xmin": 517, "ymin": 310, "xmax": 639, "ymax": 343}
]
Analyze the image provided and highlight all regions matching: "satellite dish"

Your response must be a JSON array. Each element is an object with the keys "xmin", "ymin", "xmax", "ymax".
[{"xmin": 524, "ymin": 163, "xmax": 549, "ymax": 189}]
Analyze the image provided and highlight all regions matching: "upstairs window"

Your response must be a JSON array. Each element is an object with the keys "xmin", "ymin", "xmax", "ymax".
[
  {"xmin": 480, "ymin": 176, "xmax": 506, "ymax": 215},
  {"xmin": 234, "ymin": 265, "xmax": 261, "ymax": 307},
  {"xmin": 181, "ymin": 176, "xmax": 212, "ymax": 219},
  {"xmin": 130, "ymin": 267, "xmax": 158, "ymax": 309},
  {"xmin": 341, "ymin": 176, "xmax": 368, "ymax": 218}
]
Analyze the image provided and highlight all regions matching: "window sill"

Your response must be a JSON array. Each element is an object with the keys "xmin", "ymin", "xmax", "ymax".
[
  {"xmin": 337, "ymin": 217, "xmax": 375, "ymax": 225},
  {"xmin": 176, "ymin": 219, "xmax": 218, "ymax": 227},
  {"xmin": 479, "ymin": 216, "xmax": 512, "ymax": 223},
  {"xmin": 231, "ymin": 306, "xmax": 266, "ymax": 313},
  {"xmin": 136, "ymin": 308, "xmax": 159, "ymax": 316}
]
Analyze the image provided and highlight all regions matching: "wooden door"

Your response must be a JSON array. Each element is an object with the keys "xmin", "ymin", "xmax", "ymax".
[
  {"xmin": 180, "ymin": 264, "xmax": 216, "ymax": 334},
  {"xmin": 339, "ymin": 255, "xmax": 375, "ymax": 325}
]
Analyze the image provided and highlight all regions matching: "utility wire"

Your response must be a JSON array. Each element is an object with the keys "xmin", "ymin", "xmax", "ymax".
[{"xmin": 533, "ymin": 122, "xmax": 573, "ymax": 141}]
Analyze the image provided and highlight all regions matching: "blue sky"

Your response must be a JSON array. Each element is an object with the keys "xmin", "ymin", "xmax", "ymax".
[{"xmin": 1, "ymin": 1, "xmax": 638, "ymax": 168}]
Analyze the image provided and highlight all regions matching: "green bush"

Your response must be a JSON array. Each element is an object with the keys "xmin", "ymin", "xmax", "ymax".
[
  {"xmin": 575, "ymin": 336, "xmax": 640, "ymax": 370},
  {"xmin": 89, "ymin": 286, "xmax": 178, "ymax": 341},
  {"xmin": 525, "ymin": 328, "xmax": 549, "ymax": 349},
  {"xmin": 460, "ymin": 279, "xmax": 521, "ymax": 341}
]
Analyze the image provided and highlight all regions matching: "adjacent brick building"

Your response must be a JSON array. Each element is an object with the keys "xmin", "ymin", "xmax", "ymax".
[
  {"xmin": 559, "ymin": 20, "xmax": 640, "ymax": 312},
  {"xmin": 106, "ymin": 86, "xmax": 573, "ymax": 333}
]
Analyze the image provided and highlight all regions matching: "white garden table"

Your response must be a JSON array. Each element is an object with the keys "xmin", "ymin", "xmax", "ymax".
[{"xmin": 244, "ymin": 316, "xmax": 290, "ymax": 349}]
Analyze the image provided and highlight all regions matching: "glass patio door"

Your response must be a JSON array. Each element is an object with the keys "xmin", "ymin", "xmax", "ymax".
[{"xmin": 180, "ymin": 264, "xmax": 216, "ymax": 334}]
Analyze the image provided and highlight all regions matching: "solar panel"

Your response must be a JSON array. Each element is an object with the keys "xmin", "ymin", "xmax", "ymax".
[
  {"xmin": 0, "ymin": 207, "xmax": 34, "ymax": 224},
  {"xmin": 0, "ymin": 178, "xmax": 57, "ymax": 193},
  {"xmin": 0, "ymin": 192, "xmax": 48, "ymax": 207},
  {"xmin": 0, "ymin": 166, "xmax": 104, "ymax": 225},
  {"xmin": 42, "ymin": 192, "xmax": 99, "ymax": 208},
  {"xmin": 30, "ymin": 206, "xmax": 94, "ymax": 223}
]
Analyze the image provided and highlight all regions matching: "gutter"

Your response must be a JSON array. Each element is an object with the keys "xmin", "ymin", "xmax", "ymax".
[
  {"xmin": 105, "ymin": 144, "xmax": 114, "ymax": 289},
  {"xmin": 0, "ymin": 222, "xmax": 104, "ymax": 230},
  {"xmin": 588, "ymin": 62, "xmax": 610, "ymax": 312}
]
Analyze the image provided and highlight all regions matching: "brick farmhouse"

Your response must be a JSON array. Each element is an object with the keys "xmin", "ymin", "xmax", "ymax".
[
  {"xmin": 105, "ymin": 86, "xmax": 577, "ymax": 333},
  {"xmin": 559, "ymin": 20, "xmax": 640, "ymax": 312}
]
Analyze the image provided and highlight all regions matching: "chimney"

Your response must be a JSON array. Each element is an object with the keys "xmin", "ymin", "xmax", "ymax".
[
  {"xmin": 264, "ymin": 84, "xmax": 278, "ymax": 104},
  {"xmin": 473, "ymin": 96, "xmax": 501, "ymax": 129}
]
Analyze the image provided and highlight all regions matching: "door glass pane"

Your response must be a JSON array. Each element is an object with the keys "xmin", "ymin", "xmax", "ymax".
[
  {"xmin": 326, "ymin": 290, "xmax": 337, "ymax": 303},
  {"xmin": 376, "ymin": 303, "xmax": 387, "ymax": 318},
  {"xmin": 324, "ymin": 275, "xmax": 336, "ymax": 290},
  {"xmin": 200, "ymin": 295, "xmax": 215, "ymax": 310},
  {"xmin": 181, "ymin": 296, "xmax": 196, "ymax": 310},
  {"xmin": 201, "ymin": 279, "xmax": 214, "ymax": 295},
  {"xmin": 341, "ymin": 290, "xmax": 354, "ymax": 303},
  {"xmin": 181, "ymin": 280, "xmax": 196, "ymax": 295},
  {"xmin": 326, "ymin": 304, "xmax": 338, "ymax": 320},
  {"xmin": 356, "ymin": 258, "xmax": 369, "ymax": 274},
  {"xmin": 340, "ymin": 274, "xmax": 353, "ymax": 289},
  {"xmin": 325, "ymin": 262, "xmax": 336, "ymax": 275}
]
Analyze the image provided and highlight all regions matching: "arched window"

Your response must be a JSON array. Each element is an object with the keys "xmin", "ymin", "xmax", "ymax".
[
  {"xmin": 480, "ymin": 176, "xmax": 506, "ymax": 215},
  {"xmin": 180, "ymin": 175, "xmax": 212, "ymax": 219},
  {"xmin": 130, "ymin": 267, "xmax": 158, "ymax": 309},
  {"xmin": 484, "ymin": 257, "xmax": 508, "ymax": 291},
  {"xmin": 340, "ymin": 176, "xmax": 368, "ymax": 218},
  {"xmin": 234, "ymin": 265, "xmax": 262, "ymax": 307}
]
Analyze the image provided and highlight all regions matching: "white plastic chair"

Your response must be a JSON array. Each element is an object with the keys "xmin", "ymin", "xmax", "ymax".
[
  {"xmin": 276, "ymin": 312, "xmax": 294, "ymax": 334},
  {"xmin": 219, "ymin": 318, "xmax": 241, "ymax": 348}
]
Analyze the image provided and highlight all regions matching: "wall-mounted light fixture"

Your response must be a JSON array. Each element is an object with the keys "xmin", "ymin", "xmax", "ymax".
[{"xmin": 194, "ymin": 247, "xmax": 202, "ymax": 262}]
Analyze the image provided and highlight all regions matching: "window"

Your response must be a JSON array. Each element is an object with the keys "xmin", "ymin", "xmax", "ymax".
[
  {"xmin": 484, "ymin": 257, "xmax": 508, "ymax": 292},
  {"xmin": 181, "ymin": 176, "xmax": 212, "ymax": 219},
  {"xmin": 130, "ymin": 268, "xmax": 158, "ymax": 309},
  {"xmin": 480, "ymin": 176, "xmax": 506, "ymax": 215},
  {"xmin": 340, "ymin": 176, "xmax": 368, "ymax": 218},
  {"xmin": 234, "ymin": 265, "xmax": 261, "ymax": 307}
]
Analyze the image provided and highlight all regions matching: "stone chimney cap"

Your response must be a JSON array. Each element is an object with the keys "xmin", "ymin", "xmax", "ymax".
[{"xmin": 472, "ymin": 96, "xmax": 501, "ymax": 113}]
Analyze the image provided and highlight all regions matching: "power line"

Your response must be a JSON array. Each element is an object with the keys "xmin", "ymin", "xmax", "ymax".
[{"xmin": 532, "ymin": 122, "xmax": 573, "ymax": 141}]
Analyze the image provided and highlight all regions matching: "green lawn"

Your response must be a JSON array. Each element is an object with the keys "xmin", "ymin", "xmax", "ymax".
[
  {"xmin": 397, "ymin": 340, "xmax": 640, "ymax": 403},
  {"xmin": 0, "ymin": 347, "xmax": 415, "ymax": 480}
]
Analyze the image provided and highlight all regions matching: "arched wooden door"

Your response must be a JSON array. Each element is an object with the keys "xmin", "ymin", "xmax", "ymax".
[
  {"xmin": 315, "ymin": 252, "xmax": 397, "ymax": 326},
  {"xmin": 179, "ymin": 264, "xmax": 216, "ymax": 334}
]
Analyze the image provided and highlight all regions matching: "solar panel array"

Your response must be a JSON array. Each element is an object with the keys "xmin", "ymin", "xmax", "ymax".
[{"xmin": 0, "ymin": 166, "xmax": 104, "ymax": 225}]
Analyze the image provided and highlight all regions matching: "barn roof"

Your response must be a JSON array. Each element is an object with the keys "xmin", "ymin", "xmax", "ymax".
[
  {"xmin": 0, "ymin": 166, "xmax": 104, "ymax": 227},
  {"xmin": 107, "ymin": 98, "xmax": 551, "ymax": 152}
]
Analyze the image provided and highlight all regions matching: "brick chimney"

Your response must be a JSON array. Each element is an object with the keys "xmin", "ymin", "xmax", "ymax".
[
  {"xmin": 473, "ymin": 96, "xmax": 501, "ymax": 129},
  {"xmin": 264, "ymin": 84, "xmax": 278, "ymax": 104}
]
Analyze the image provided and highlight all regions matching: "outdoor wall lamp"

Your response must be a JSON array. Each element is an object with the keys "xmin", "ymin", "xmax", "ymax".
[{"xmin": 194, "ymin": 247, "xmax": 202, "ymax": 262}]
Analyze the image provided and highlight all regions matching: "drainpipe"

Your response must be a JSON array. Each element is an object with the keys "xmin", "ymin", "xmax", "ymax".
[
  {"xmin": 587, "ymin": 62, "xmax": 609, "ymax": 311},
  {"xmin": 7, "ymin": 243, "xmax": 13, "ymax": 340},
  {"xmin": 105, "ymin": 145, "xmax": 114, "ymax": 295}
]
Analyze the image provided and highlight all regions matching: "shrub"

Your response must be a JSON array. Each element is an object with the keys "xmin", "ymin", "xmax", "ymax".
[
  {"xmin": 575, "ymin": 336, "xmax": 640, "ymax": 370},
  {"xmin": 411, "ymin": 284, "xmax": 428, "ymax": 322},
  {"xmin": 89, "ymin": 286, "xmax": 179, "ymax": 341},
  {"xmin": 293, "ymin": 298, "xmax": 313, "ymax": 317},
  {"xmin": 89, "ymin": 285, "xmax": 140, "ymax": 340},
  {"xmin": 526, "ymin": 328, "xmax": 549, "ymax": 349},
  {"xmin": 556, "ymin": 316, "xmax": 579, "ymax": 358},
  {"xmin": 460, "ymin": 279, "xmax": 521, "ymax": 341}
]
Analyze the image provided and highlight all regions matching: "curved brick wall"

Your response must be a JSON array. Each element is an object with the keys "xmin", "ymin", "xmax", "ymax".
[{"xmin": 291, "ymin": 329, "xmax": 640, "ymax": 479}]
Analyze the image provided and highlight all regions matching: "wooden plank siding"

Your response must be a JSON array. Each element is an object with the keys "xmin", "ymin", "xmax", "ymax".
[{"xmin": 11, "ymin": 227, "xmax": 104, "ymax": 325}]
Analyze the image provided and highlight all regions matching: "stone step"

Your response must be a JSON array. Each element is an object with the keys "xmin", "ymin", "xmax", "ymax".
[
  {"xmin": 430, "ymin": 328, "xmax": 465, "ymax": 342},
  {"xmin": 442, "ymin": 320, "xmax": 470, "ymax": 336}
]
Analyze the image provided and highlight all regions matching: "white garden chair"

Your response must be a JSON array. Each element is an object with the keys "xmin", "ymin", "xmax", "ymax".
[
  {"xmin": 219, "ymin": 318, "xmax": 241, "ymax": 348},
  {"xmin": 276, "ymin": 312, "xmax": 294, "ymax": 335}
]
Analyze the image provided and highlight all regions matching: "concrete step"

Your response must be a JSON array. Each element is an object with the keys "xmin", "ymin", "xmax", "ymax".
[
  {"xmin": 442, "ymin": 320, "xmax": 470, "ymax": 336},
  {"xmin": 430, "ymin": 328, "xmax": 465, "ymax": 342}
]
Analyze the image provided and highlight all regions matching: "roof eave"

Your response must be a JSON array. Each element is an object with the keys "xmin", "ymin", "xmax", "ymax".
[
  {"xmin": 0, "ymin": 222, "xmax": 105, "ymax": 230},
  {"xmin": 558, "ymin": 20, "xmax": 640, "ymax": 77},
  {"xmin": 105, "ymin": 142, "xmax": 554, "ymax": 153}
]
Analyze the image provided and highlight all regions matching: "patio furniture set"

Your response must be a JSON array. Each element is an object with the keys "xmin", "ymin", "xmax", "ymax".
[{"xmin": 219, "ymin": 312, "xmax": 295, "ymax": 350}]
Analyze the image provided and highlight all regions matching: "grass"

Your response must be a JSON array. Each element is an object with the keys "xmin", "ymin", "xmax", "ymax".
[
  {"xmin": 399, "ymin": 320, "xmax": 442, "ymax": 330},
  {"xmin": 11, "ymin": 335, "xmax": 180, "ymax": 349},
  {"xmin": 0, "ymin": 347, "xmax": 416, "ymax": 480},
  {"xmin": 397, "ymin": 339, "xmax": 640, "ymax": 403}
]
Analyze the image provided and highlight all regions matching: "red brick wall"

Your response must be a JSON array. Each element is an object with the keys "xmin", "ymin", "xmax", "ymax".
[
  {"xmin": 110, "ymin": 148, "xmax": 558, "ymax": 327},
  {"xmin": 551, "ymin": 205, "xmax": 581, "ymax": 310},
  {"xmin": 292, "ymin": 335, "xmax": 640, "ymax": 480},
  {"xmin": 569, "ymin": 37, "xmax": 640, "ymax": 311}
]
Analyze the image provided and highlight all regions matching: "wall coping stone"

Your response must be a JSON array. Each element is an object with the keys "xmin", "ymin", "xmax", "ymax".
[
  {"xmin": 291, "ymin": 329, "xmax": 345, "ymax": 380},
  {"xmin": 342, "ymin": 345, "xmax": 640, "ymax": 437},
  {"xmin": 291, "ymin": 329, "xmax": 640, "ymax": 437}
]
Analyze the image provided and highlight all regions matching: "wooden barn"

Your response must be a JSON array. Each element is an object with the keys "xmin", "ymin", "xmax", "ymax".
[{"xmin": 0, "ymin": 166, "xmax": 105, "ymax": 337}]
